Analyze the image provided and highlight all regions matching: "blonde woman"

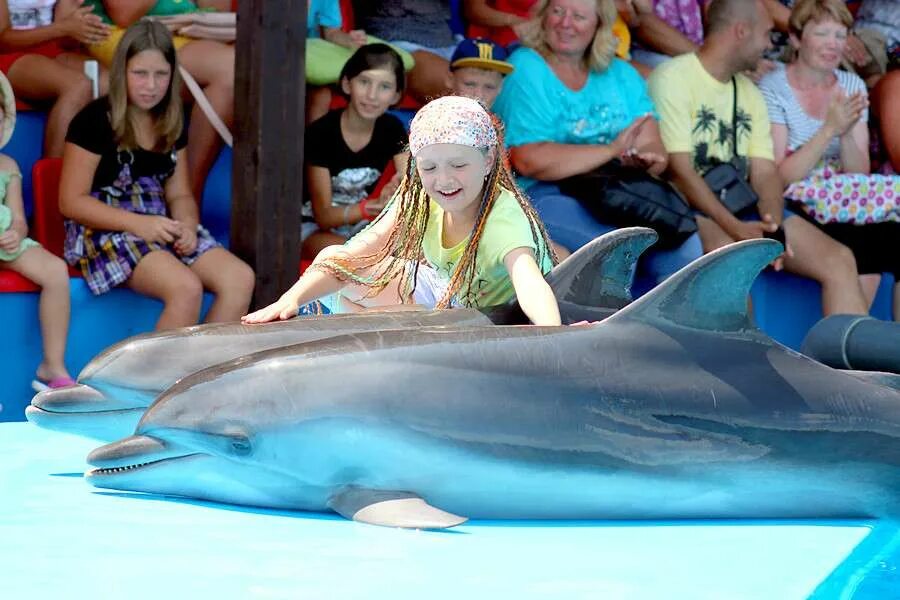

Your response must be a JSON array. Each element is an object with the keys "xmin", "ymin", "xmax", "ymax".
[
  {"xmin": 60, "ymin": 20, "xmax": 253, "ymax": 331},
  {"xmin": 493, "ymin": 0, "xmax": 701, "ymax": 285}
]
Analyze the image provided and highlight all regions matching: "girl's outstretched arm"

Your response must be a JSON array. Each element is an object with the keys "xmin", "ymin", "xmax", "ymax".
[
  {"xmin": 503, "ymin": 247, "xmax": 561, "ymax": 326},
  {"xmin": 241, "ymin": 199, "xmax": 400, "ymax": 323}
]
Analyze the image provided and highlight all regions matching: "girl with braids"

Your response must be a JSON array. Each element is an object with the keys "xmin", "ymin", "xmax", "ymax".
[{"xmin": 243, "ymin": 95, "xmax": 562, "ymax": 326}]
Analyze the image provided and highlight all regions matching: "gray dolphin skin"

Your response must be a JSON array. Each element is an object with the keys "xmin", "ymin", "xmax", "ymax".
[
  {"xmin": 85, "ymin": 239, "xmax": 900, "ymax": 529},
  {"xmin": 26, "ymin": 229, "xmax": 657, "ymax": 441}
]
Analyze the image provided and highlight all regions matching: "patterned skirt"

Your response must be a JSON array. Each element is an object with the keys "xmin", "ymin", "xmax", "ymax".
[
  {"xmin": 64, "ymin": 163, "xmax": 220, "ymax": 296},
  {"xmin": 785, "ymin": 161, "xmax": 900, "ymax": 225}
]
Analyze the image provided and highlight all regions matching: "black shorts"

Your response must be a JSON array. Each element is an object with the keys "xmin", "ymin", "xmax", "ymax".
[{"xmin": 791, "ymin": 203, "xmax": 900, "ymax": 277}]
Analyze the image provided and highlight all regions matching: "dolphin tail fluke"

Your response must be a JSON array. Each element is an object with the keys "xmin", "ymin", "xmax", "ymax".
[
  {"xmin": 545, "ymin": 227, "xmax": 658, "ymax": 309},
  {"xmin": 607, "ymin": 238, "xmax": 782, "ymax": 332},
  {"xmin": 328, "ymin": 487, "xmax": 468, "ymax": 530}
]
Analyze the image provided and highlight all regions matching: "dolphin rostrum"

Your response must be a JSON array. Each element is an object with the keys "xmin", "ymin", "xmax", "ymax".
[
  {"xmin": 27, "ymin": 229, "xmax": 657, "ymax": 441},
  {"xmin": 85, "ymin": 239, "xmax": 900, "ymax": 529}
]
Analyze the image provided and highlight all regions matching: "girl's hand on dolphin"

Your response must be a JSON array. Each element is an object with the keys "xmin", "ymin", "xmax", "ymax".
[{"xmin": 241, "ymin": 296, "xmax": 301, "ymax": 324}]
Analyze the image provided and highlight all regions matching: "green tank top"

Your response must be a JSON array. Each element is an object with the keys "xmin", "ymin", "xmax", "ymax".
[
  {"xmin": 0, "ymin": 172, "xmax": 13, "ymax": 232},
  {"xmin": 86, "ymin": 0, "xmax": 200, "ymax": 25},
  {"xmin": 0, "ymin": 171, "xmax": 40, "ymax": 262}
]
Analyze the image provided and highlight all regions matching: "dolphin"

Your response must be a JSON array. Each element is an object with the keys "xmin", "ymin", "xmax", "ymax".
[
  {"xmin": 27, "ymin": 228, "xmax": 658, "ymax": 441},
  {"xmin": 85, "ymin": 239, "xmax": 900, "ymax": 529}
]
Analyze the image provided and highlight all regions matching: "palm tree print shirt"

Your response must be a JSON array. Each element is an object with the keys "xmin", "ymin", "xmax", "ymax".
[{"xmin": 647, "ymin": 53, "xmax": 774, "ymax": 175}]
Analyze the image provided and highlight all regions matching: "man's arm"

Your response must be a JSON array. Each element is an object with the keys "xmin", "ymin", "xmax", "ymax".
[
  {"xmin": 667, "ymin": 153, "xmax": 743, "ymax": 233},
  {"xmin": 748, "ymin": 157, "xmax": 785, "ymax": 227},
  {"xmin": 667, "ymin": 152, "xmax": 776, "ymax": 241},
  {"xmin": 633, "ymin": 13, "xmax": 698, "ymax": 57}
]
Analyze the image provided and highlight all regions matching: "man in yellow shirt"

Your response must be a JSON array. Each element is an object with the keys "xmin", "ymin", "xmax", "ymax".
[{"xmin": 648, "ymin": 0, "xmax": 868, "ymax": 317}]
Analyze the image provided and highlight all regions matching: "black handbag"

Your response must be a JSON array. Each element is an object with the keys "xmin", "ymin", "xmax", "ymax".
[
  {"xmin": 558, "ymin": 161, "xmax": 697, "ymax": 249},
  {"xmin": 701, "ymin": 78, "xmax": 759, "ymax": 215}
]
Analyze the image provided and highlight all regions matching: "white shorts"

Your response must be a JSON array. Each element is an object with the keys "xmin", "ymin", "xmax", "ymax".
[
  {"xmin": 321, "ymin": 263, "xmax": 458, "ymax": 313},
  {"xmin": 390, "ymin": 40, "xmax": 458, "ymax": 62}
]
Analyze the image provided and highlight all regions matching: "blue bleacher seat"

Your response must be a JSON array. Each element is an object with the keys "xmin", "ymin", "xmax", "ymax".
[
  {"xmin": 5, "ymin": 111, "xmax": 46, "ymax": 218},
  {"xmin": 200, "ymin": 146, "xmax": 233, "ymax": 247}
]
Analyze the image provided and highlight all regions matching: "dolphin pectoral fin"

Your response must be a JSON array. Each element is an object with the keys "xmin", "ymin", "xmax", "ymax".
[
  {"xmin": 607, "ymin": 238, "xmax": 783, "ymax": 333},
  {"xmin": 545, "ymin": 227, "xmax": 658, "ymax": 309},
  {"xmin": 327, "ymin": 488, "xmax": 468, "ymax": 529}
]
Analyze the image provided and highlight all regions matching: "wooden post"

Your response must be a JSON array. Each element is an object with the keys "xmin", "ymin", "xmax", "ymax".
[{"xmin": 232, "ymin": 0, "xmax": 307, "ymax": 308}]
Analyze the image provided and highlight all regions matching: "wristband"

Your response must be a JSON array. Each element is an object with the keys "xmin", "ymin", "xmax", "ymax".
[{"xmin": 359, "ymin": 198, "xmax": 372, "ymax": 220}]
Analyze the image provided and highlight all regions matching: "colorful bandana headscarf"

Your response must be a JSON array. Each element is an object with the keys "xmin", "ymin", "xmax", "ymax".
[{"xmin": 408, "ymin": 95, "xmax": 498, "ymax": 156}]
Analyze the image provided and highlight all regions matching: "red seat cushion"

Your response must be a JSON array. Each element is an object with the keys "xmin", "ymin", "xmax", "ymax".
[
  {"xmin": 340, "ymin": 0, "xmax": 354, "ymax": 31},
  {"xmin": 31, "ymin": 157, "xmax": 80, "ymax": 277},
  {"xmin": 31, "ymin": 158, "xmax": 64, "ymax": 258},
  {"xmin": 0, "ymin": 268, "xmax": 39, "ymax": 292},
  {"xmin": 0, "ymin": 157, "xmax": 71, "ymax": 292}
]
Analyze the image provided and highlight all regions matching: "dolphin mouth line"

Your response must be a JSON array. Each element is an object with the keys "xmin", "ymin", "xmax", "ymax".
[
  {"xmin": 28, "ymin": 406, "xmax": 141, "ymax": 416},
  {"xmin": 87, "ymin": 454, "xmax": 199, "ymax": 477}
]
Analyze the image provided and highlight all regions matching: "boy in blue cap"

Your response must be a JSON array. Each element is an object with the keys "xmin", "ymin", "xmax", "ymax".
[
  {"xmin": 446, "ymin": 38, "xmax": 513, "ymax": 110},
  {"xmin": 446, "ymin": 37, "xmax": 570, "ymax": 259}
]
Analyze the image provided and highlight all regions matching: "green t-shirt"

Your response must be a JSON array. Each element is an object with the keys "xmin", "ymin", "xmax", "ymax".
[
  {"xmin": 421, "ymin": 187, "xmax": 552, "ymax": 308},
  {"xmin": 86, "ymin": 0, "xmax": 199, "ymax": 24}
]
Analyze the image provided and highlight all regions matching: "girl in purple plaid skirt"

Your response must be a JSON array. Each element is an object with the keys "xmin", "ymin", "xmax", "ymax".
[{"xmin": 59, "ymin": 20, "xmax": 253, "ymax": 330}]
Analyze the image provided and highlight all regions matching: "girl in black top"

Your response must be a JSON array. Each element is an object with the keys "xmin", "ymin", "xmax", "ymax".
[
  {"xmin": 60, "ymin": 19, "xmax": 253, "ymax": 330},
  {"xmin": 303, "ymin": 43, "xmax": 408, "ymax": 259}
]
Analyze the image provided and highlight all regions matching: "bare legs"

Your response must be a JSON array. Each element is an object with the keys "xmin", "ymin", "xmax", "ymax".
[
  {"xmin": 176, "ymin": 40, "xmax": 235, "ymax": 201},
  {"xmin": 406, "ymin": 50, "xmax": 450, "ymax": 104},
  {"xmin": 306, "ymin": 85, "xmax": 332, "ymax": 124},
  {"xmin": 127, "ymin": 248, "xmax": 254, "ymax": 330},
  {"xmin": 697, "ymin": 214, "xmax": 869, "ymax": 316},
  {"xmin": 4, "ymin": 246, "xmax": 71, "ymax": 380},
  {"xmin": 7, "ymin": 53, "xmax": 108, "ymax": 157}
]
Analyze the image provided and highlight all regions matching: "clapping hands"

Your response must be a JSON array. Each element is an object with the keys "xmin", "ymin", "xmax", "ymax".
[
  {"xmin": 55, "ymin": 0, "xmax": 110, "ymax": 45},
  {"xmin": 825, "ymin": 90, "xmax": 868, "ymax": 138}
]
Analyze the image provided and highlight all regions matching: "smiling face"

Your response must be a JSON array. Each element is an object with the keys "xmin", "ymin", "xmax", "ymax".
[
  {"xmin": 126, "ymin": 49, "xmax": 172, "ymax": 112},
  {"xmin": 795, "ymin": 17, "xmax": 848, "ymax": 71},
  {"xmin": 341, "ymin": 67, "xmax": 401, "ymax": 120},
  {"xmin": 543, "ymin": 0, "xmax": 599, "ymax": 59},
  {"xmin": 415, "ymin": 143, "xmax": 493, "ymax": 217}
]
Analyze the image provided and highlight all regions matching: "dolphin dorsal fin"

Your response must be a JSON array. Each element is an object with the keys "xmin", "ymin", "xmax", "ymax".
[
  {"xmin": 328, "ymin": 487, "xmax": 467, "ymax": 530},
  {"xmin": 606, "ymin": 239, "xmax": 782, "ymax": 332},
  {"xmin": 545, "ymin": 227, "xmax": 658, "ymax": 309}
]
